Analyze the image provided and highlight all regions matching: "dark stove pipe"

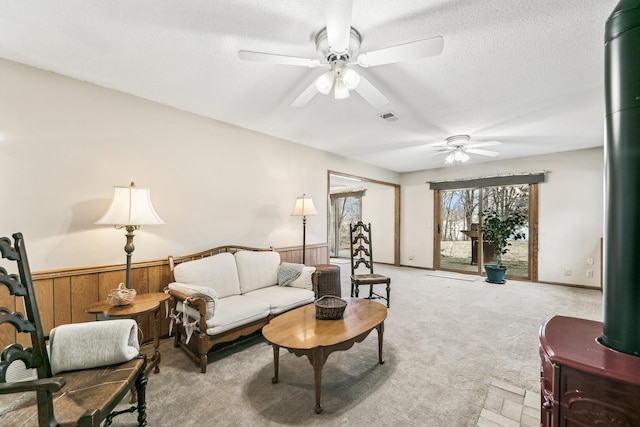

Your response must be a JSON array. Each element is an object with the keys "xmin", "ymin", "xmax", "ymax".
[{"xmin": 602, "ymin": 0, "xmax": 640, "ymax": 356}]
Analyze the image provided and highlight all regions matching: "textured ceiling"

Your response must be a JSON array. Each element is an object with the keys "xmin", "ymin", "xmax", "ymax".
[{"xmin": 0, "ymin": 1, "xmax": 617, "ymax": 172}]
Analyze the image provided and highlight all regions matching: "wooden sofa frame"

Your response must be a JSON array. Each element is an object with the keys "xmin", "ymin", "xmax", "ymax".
[{"xmin": 167, "ymin": 245, "xmax": 278, "ymax": 373}]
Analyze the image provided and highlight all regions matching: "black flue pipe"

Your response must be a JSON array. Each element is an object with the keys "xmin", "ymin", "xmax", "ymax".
[{"xmin": 602, "ymin": 0, "xmax": 640, "ymax": 356}]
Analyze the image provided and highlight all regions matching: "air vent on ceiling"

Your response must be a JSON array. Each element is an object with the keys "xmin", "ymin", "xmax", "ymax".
[{"xmin": 379, "ymin": 111, "xmax": 400, "ymax": 122}]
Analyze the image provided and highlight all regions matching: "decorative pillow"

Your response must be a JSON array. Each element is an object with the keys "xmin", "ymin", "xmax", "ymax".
[
  {"xmin": 289, "ymin": 266, "xmax": 316, "ymax": 290},
  {"xmin": 168, "ymin": 282, "xmax": 218, "ymax": 317},
  {"xmin": 278, "ymin": 262, "xmax": 304, "ymax": 286}
]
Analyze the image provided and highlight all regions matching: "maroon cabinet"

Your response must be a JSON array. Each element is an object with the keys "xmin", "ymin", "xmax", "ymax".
[{"xmin": 539, "ymin": 316, "xmax": 640, "ymax": 426}]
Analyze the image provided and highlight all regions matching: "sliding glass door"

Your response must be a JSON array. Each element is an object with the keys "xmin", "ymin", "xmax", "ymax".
[
  {"xmin": 482, "ymin": 184, "xmax": 530, "ymax": 278},
  {"xmin": 438, "ymin": 188, "xmax": 481, "ymax": 272},
  {"xmin": 435, "ymin": 183, "xmax": 535, "ymax": 280}
]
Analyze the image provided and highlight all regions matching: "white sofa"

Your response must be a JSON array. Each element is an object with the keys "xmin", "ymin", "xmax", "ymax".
[{"xmin": 166, "ymin": 246, "xmax": 316, "ymax": 372}]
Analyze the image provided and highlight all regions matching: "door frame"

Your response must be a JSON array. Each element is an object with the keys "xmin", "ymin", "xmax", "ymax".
[{"xmin": 328, "ymin": 171, "xmax": 401, "ymax": 265}]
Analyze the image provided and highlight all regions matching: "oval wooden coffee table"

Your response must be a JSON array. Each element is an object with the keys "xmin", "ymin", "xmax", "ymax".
[{"xmin": 262, "ymin": 297, "xmax": 387, "ymax": 414}]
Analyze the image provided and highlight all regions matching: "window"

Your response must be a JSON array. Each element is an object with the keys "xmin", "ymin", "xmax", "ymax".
[{"xmin": 329, "ymin": 191, "xmax": 363, "ymax": 258}]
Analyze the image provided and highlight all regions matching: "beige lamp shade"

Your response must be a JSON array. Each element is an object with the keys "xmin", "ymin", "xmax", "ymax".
[
  {"xmin": 96, "ymin": 182, "xmax": 164, "ymax": 226},
  {"xmin": 291, "ymin": 194, "xmax": 318, "ymax": 217}
]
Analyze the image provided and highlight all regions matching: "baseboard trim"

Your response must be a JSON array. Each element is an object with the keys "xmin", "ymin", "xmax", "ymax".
[{"xmin": 536, "ymin": 280, "xmax": 602, "ymax": 291}]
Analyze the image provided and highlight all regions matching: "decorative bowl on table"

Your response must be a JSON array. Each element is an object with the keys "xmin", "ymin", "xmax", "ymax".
[{"xmin": 315, "ymin": 295, "xmax": 347, "ymax": 320}]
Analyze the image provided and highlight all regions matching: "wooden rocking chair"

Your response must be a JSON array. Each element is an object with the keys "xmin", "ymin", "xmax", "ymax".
[{"xmin": 0, "ymin": 232, "xmax": 148, "ymax": 426}]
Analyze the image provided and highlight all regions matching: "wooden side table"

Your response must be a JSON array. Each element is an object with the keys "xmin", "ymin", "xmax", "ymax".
[{"xmin": 85, "ymin": 292, "xmax": 169, "ymax": 375}]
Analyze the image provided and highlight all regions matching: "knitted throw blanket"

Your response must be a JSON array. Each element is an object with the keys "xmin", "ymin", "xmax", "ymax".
[{"xmin": 278, "ymin": 262, "xmax": 304, "ymax": 286}]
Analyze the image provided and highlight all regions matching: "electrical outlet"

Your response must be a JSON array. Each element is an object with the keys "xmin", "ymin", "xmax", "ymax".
[
  {"xmin": 564, "ymin": 267, "xmax": 571, "ymax": 276},
  {"xmin": 587, "ymin": 257, "xmax": 594, "ymax": 265},
  {"xmin": 586, "ymin": 270, "xmax": 594, "ymax": 278}
]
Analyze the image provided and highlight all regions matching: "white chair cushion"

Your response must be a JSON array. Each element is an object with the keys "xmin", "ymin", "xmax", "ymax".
[
  {"xmin": 168, "ymin": 282, "xmax": 218, "ymax": 318},
  {"xmin": 289, "ymin": 266, "xmax": 316, "ymax": 290},
  {"xmin": 235, "ymin": 250, "xmax": 280, "ymax": 294},
  {"xmin": 243, "ymin": 286, "xmax": 315, "ymax": 315},
  {"xmin": 173, "ymin": 252, "xmax": 241, "ymax": 298}
]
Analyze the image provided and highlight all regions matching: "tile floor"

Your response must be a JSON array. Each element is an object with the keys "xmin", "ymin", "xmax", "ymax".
[{"xmin": 477, "ymin": 379, "xmax": 540, "ymax": 427}]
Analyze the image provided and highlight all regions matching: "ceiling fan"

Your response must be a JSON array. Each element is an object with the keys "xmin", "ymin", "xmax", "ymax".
[
  {"xmin": 425, "ymin": 135, "xmax": 501, "ymax": 164},
  {"xmin": 237, "ymin": 0, "xmax": 444, "ymax": 108}
]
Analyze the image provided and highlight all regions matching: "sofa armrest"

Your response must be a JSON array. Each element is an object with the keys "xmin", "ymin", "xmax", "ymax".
[
  {"xmin": 167, "ymin": 282, "xmax": 217, "ymax": 319},
  {"xmin": 166, "ymin": 286, "xmax": 211, "ymax": 343},
  {"xmin": 167, "ymin": 289, "xmax": 208, "ymax": 314}
]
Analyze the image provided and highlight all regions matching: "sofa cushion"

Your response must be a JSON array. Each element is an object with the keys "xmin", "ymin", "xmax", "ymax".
[
  {"xmin": 289, "ymin": 266, "xmax": 316, "ymax": 290},
  {"xmin": 235, "ymin": 250, "xmax": 280, "ymax": 294},
  {"xmin": 168, "ymin": 282, "xmax": 218, "ymax": 318},
  {"xmin": 200, "ymin": 295, "xmax": 270, "ymax": 335},
  {"xmin": 178, "ymin": 295, "xmax": 270, "ymax": 336},
  {"xmin": 243, "ymin": 286, "xmax": 315, "ymax": 315},
  {"xmin": 173, "ymin": 252, "xmax": 241, "ymax": 298}
]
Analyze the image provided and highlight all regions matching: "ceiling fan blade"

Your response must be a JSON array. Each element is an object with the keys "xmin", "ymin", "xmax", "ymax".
[
  {"xmin": 291, "ymin": 80, "xmax": 319, "ymax": 108},
  {"xmin": 354, "ymin": 76, "xmax": 389, "ymax": 108},
  {"xmin": 326, "ymin": 0, "xmax": 353, "ymax": 54},
  {"xmin": 428, "ymin": 141, "xmax": 450, "ymax": 147},
  {"xmin": 357, "ymin": 36, "xmax": 444, "ymax": 68},
  {"xmin": 466, "ymin": 148, "xmax": 500, "ymax": 157},
  {"xmin": 420, "ymin": 150, "xmax": 452, "ymax": 159},
  {"xmin": 238, "ymin": 50, "xmax": 321, "ymax": 68},
  {"xmin": 467, "ymin": 140, "xmax": 501, "ymax": 149}
]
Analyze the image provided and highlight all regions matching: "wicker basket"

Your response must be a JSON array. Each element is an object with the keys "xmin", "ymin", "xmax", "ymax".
[
  {"xmin": 315, "ymin": 295, "xmax": 347, "ymax": 320},
  {"xmin": 106, "ymin": 283, "xmax": 137, "ymax": 306}
]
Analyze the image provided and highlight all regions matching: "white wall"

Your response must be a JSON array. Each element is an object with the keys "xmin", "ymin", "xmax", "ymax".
[
  {"xmin": 361, "ymin": 185, "xmax": 395, "ymax": 264},
  {"xmin": 0, "ymin": 58, "xmax": 399, "ymax": 271},
  {"xmin": 0, "ymin": 58, "xmax": 605, "ymax": 287},
  {"xmin": 401, "ymin": 148, "xmax": 604, "ymax": 287}
]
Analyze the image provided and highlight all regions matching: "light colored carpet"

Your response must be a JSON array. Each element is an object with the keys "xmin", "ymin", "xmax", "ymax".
[
  {"xmin": 108, "ymin": 264, "xmax": 602, "ymax": 426},
  {"xmin": 425, "ymin": 270, "xmax": 482, "ymax": 282}
]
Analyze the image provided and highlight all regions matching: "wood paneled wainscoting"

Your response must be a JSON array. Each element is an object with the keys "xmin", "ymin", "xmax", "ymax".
[
  {"xmin": 276, "ymin": 243, "xmax": 328, "ymax": 266},
  {"xmin": 0, "ymin": 243, "xmax": 328, "ymax": 351}
]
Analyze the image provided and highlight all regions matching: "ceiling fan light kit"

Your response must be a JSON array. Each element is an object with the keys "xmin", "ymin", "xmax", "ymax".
[
  {"xmin": 334, "ymin": 77, "xmax": 350, "ymax": 99},
  {"xmin": 315, "ymin": 70, "xmax": 334, "ymax": 94},
  {"xmin": 340, "ymin": 67, "xmax": 360, "ymax": 89},
  {"xmin": 314, "ymin": 53, "xmax": 362, "ymax": 100},
  {"xmin": 237, "ymin": 0, "xmax": 444, "ymax": 108},
  {"xmin": 423, "ymin": 135, "xmax": 502, "ymax": 165},
  {"xmin": 445, "ymin": 147, "xmax": 471, "ymax": 164}
]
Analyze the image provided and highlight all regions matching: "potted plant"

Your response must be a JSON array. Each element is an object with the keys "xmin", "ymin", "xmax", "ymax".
[{"xmin": 479, "ymin": 209, "xmax": 527, "ymax": 284}]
